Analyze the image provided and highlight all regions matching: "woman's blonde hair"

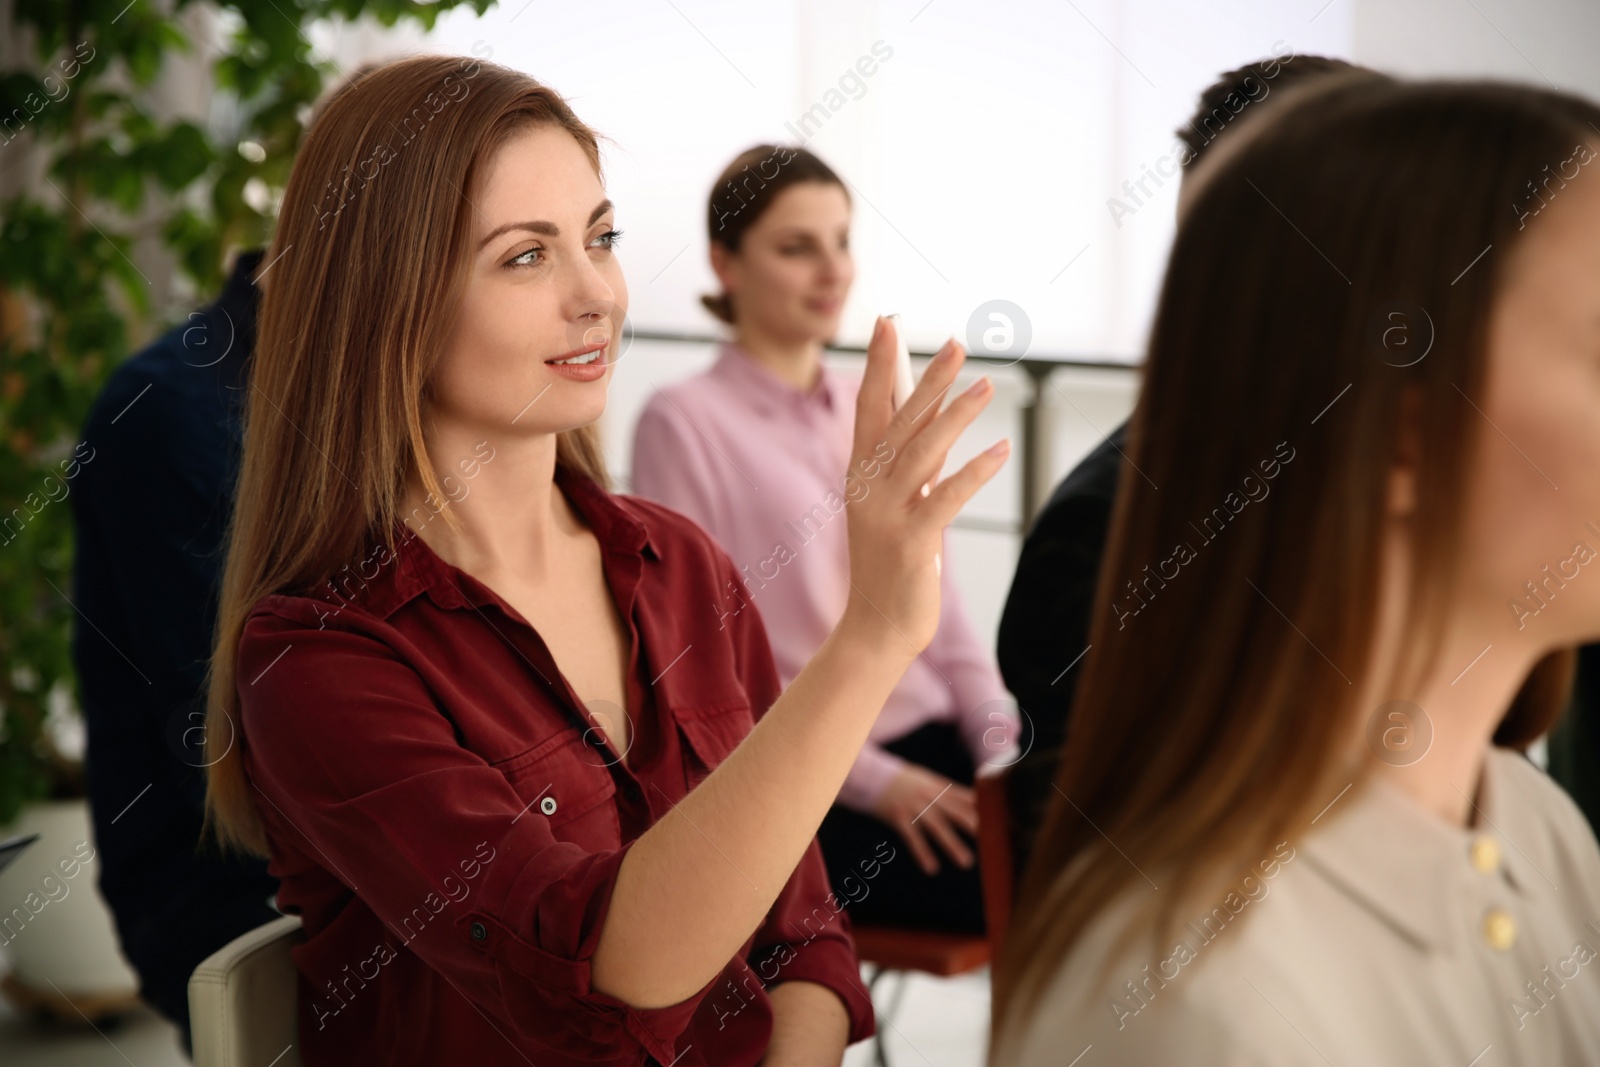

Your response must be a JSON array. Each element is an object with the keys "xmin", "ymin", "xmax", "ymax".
[{"xmin": 203, "ymin": 54, "xmax": 609, "ymax": 855}]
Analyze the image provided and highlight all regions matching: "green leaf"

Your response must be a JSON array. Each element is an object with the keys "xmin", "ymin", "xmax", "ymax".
[{"xmin": 149, "ymin": 121, "xmax": 214, "ymax": 190}]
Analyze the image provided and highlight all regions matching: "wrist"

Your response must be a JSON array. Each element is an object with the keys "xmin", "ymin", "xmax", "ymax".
[{"xmin": 835, "ymin": 602, "xmax": 920, "ymax": 668}]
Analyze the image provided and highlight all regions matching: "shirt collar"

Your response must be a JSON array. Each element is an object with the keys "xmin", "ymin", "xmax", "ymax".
[
  {"xmin": 1297, "ymin": 749, "xmax": 1544, "ymax": 951},
  {"xmin": 320, "ymin": 464, "xmax": 660, "ymax": 621},
  {"xmin": 708, "ymin": 341, "xmax": 841, "ymax": 417}
]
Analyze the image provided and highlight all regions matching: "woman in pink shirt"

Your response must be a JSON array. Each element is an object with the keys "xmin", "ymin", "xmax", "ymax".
[{"xmin": 631, "ymin": 145, "xmax": 1018, "ymax": 933}]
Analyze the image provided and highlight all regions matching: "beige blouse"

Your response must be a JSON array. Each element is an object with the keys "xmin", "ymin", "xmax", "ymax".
[{"xmin": 997, "ymin": 747, "xmax": 1600, "ymax": 1066}]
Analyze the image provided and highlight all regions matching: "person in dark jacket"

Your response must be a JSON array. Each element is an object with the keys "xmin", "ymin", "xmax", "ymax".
[
  {"xmin": 997, "ymin": 56, "xmax": 1367, "ymax": 874},
  {"xmin": 69, "ymin": 248, "xmax": 278, "ymax": 1050}
]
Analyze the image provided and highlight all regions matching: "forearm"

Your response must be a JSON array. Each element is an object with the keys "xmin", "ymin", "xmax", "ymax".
[
  {"xmin": 760, "ymin": 981, "xmax": 851, "ymax": 1066},
  {"xmin": 593, "ymin": 610, "xmax": 912, "ymax": 1007}
]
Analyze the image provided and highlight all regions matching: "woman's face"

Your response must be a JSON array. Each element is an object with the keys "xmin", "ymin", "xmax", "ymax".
[
  {"xmin": 715, "ymin": 181, "xmax": 853, "ymax": 343},
  {"xmin": 429, "ymin": 124, "xmax": 627, "ymax": 437},
  {"xmin": 1461, "ymin": 142, "xmax": 1600, "ymax": 651}
]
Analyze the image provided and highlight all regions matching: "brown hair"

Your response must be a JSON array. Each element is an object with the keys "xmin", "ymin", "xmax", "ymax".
[
  {"xmin": 700, "ymin": 144, "xmax": 848, "ymax": 323},
  {"xmin": 203, "ymin": 55, "xmax": 610, "ymax": 854},
  {"xmin": 993, "ymin": 77, "xmax": 1598, "ymax": 1047}
]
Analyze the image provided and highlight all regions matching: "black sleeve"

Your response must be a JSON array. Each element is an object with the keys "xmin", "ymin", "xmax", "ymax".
[{"xmin": 996, "ymin": 489, "xmax": 1115, "ymax": 874}]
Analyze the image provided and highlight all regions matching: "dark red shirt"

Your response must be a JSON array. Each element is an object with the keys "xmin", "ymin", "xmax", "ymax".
[{"xmin": 236, "ymin": 463, "xmax": 876, "ymax": 1066}]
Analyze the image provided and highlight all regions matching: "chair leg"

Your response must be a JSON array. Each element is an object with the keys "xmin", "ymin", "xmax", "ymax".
[
  {"xmin": 864, "ymin": 965, "xmax": 891, "ymax": 1067},
  {"xmin": 864, "ymin": 967, "xmax": 913, "ymax": 1067},
  {"xmin": 884, "ymin": 969, "xmax": 912, "ymax": 1023}
]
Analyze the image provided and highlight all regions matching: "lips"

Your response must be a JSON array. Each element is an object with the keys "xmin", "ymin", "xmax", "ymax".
[{"xmin": 545, "ymin": 339, "xmax": 610, "ymax": 365}]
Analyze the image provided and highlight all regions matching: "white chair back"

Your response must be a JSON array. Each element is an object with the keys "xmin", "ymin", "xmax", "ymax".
[{"xmin": 188, "ymin": 914, "xmax": 304, "ymax": 1067}]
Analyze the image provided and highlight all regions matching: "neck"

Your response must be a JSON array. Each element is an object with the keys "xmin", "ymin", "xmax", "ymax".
[
  {"xmin": 1358, "ymin": 523, "xmax": 1544, "ymax": 828},
  {"xmin": 400, "ymin": 422, "xmax": 575, "ymax": 582},
  {"xmin": 733, "ymin": 322, "xmax": 823, "ymax": 392},
  {"xmin": 1363, "ymin": 637, "xmax": 1537, "ymax": 829}
]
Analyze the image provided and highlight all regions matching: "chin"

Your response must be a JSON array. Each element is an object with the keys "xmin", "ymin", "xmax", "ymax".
[
  {"xmin": 800, "ymin": 311, "xmax": 843, "ymax": 344},
  {"xmin": 538, "ymin": 395, "xmax": 608, "ymax": 434}
]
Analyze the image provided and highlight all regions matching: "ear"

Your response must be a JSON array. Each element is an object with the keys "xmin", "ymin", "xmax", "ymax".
[
  {"xmin": 1387, "ymin": 385, "xmax": 1423, "ymax": 517},
  {"xmin": 709, "ymin": 242, "xmax": 738, "ymax": 297}
]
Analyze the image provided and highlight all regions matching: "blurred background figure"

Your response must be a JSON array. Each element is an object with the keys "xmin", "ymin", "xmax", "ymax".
[
  {"xmin": 68, "ymin": 249, "xmax": 278, "ymax": 1051},
  {"xmin": 996, "ymin": 54, "xmax": 1367, "ymax": 876},
  {"xmin": 631, "ymin": 144, "xmax": 1018, "ymax": 934}
]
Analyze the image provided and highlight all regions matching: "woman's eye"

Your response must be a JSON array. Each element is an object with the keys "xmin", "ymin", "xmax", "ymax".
[{"xmin": 506, "ymin": 230, "xmax": 621, "ymax": 268}]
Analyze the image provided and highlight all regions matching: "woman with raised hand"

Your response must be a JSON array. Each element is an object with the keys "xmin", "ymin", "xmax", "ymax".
[
  {"xmin": 993, "ymin": 74, "xmax": 1600, "ymax": 1065},
  {"xmin": 632, "ymin": 145, "xmax": 1017, "ymax": 936},
  {"xmin": 201, "ymin": 55, "xmax": 1008, "ymax": 1067}
]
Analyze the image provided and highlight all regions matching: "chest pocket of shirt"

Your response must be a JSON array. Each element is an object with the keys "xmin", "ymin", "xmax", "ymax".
[
  {"xmin": 491, "ymin": 729, "xmax": 620, "ymax": 847},
  {"xmin": 676, "ymin": 700, "xmax": 757, "ymax": 789}
]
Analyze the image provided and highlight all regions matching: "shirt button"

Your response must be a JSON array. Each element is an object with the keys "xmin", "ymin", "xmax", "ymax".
[
  {"xmin": 1470, "ymin": 836, "xmax": 1500, "ymax": 874},
  {"xmin": 1482, "ymin": 908, "xmax": 1516, "ymax": 951},
  {"xmin": 469, "ymin": 921, "xmax": 487, "ymax": 942},
  {"xmin": 540, "ymin": 795, "xmax": 558, "ymax": 816}
]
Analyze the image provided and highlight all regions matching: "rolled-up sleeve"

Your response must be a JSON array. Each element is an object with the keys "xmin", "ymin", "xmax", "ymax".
[
  {"xmin": 745, "ymin": 834, "xmax": 877, "ymax": 1044},
  {"xmin": 236, "ymin": 609, "xmax": 711, "ymax": 1063}
]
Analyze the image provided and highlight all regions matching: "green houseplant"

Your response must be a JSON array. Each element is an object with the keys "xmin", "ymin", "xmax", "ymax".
[
  {"xmin": 0, "ymin": 0, "xmax": 493, "ymax": 831},
  {"xmin": 0, "ymin": 0, "xmax": 493, "ymax": 1015}
]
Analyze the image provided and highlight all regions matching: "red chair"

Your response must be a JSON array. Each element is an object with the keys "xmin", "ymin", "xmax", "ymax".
[{"xmin": 850, "ymin": 767, "xmax": 1013, "ymax": 1065}]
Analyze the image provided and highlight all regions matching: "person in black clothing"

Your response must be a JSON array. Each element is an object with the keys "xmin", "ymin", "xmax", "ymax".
[
  {"xmin": 69, "ymin": 249, "xmax": 278, "ymax": 1051},
  {"xmin": 997, "ymin": 56, "xmax": 1367, "ymax": 874}
]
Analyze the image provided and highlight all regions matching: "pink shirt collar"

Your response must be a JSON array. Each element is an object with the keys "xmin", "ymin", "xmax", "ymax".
[{"xmin": 707, "ymin": 342, "xmax": 845, "ymax": 417}]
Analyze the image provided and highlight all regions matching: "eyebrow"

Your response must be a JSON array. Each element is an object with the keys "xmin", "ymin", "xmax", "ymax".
[{"xmin": 477, "ymin": 198, "xmax": 614, "ymax": 250}]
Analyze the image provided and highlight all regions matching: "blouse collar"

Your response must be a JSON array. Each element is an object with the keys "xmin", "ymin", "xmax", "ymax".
[
  {"xmin": 1297, "ymin": 748, "xmax": 1546, "ymax": 951},
  {"xmin": 323, "ymin": 464, "xmax": 660, "ymax": 620},
  {"xmin": 707, "ymin": 341, "xmax": 844, "ymax": 418}
]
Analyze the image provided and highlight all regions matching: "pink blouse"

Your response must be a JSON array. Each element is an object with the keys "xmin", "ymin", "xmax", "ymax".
[{"xmin": 630, "ymin": 343, "xmax": 1017, "ymax": 812}]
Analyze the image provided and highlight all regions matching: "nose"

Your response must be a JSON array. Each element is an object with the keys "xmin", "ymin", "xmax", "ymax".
[
  {"xmin": 564, "ymin": 251, "xmax": 618, "ymax": 347},
  {"xmin": 566, "ymin": 253, "xmax": 615, "ymax": 315},
  {"xmin": 822, "ymin": 245, "xmax": 853, "ymax": 289}
]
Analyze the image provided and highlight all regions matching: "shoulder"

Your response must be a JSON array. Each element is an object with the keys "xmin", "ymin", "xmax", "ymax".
[
  {"xmin": 91, "ymin": 315, "xmax": 221, "ymax": 418},
  {"xmin": 237, "ymin": 589, "xmax": 399, "ymax": 665},
  {"xmin": 233, "ymin": 589, "xmax": 425, "ymax": 744},
  {"xmin": 614, "ymin": 490, "xmax": 734, "ymax": 568},
  {"xmin": 636, "ymin": 366, "xmax": 730, "ymax": 429},
  {"xmin": 81, "ymin": 322, "xmax": 233, "ymax": 476},
  {"xmin": 998, "ymin": 905, "xmax": 1273, "ymax": 1067},
  {"xmin": 1489, "ymin": 746, "xmax": 1600, "ymax": 871},
  {"xmin": 1043, "ymin": 420, "xmax": 1130, "ymax": 510},
  {"xmin": 822, "ymin": 361, "xmax": 863, "ymax": 402},
  {"xmin": 1026, "ymin": 420, "xmax": 1129, "ymax": 544}
]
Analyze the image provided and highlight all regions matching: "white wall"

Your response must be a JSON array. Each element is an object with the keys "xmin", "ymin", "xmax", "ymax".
[
  {"xmin": 308, "ymin": 0, "xmax": 1594, "ymax": 661},
  {"xmin": 1351, "ymin": 0, "xmax": 1600, "ymax": 96}
]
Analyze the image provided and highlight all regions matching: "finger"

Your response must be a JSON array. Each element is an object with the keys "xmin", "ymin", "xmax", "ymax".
[
  {"xmin": 901, "ymin": 820, "xmax": 940, "ymax": 876},
  {"xmin": 924, "ymin": 810, "xmax": 975, "ymax": 868},
  {"xmin": 852, "ymin": 315, "xmax": 895, "ymax": 462},
  {"xmin": 922, "ymin": 438, "xmax": 1011, "ymax": 529},
  {"xmin": 894, "ymin": 338, "xmax": 964, "ymax": 429},
  {"xmin": 893, "ymin": 373, "xmax": 997, "ymax": 499},
  {"xmin": 943, "ymin": 785, "xmax": 980, "ymax": 835}
]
